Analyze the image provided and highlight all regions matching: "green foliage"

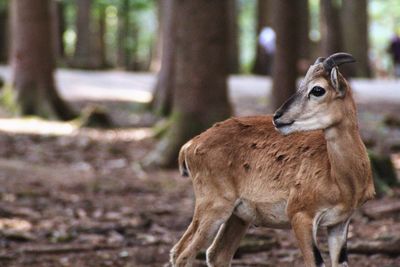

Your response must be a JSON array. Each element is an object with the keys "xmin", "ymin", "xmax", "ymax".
[
  {"xmin": 369, "ymin": 0, "xmax": 400, "ymax": 69},
  {"xmin": 8, "ymin": 0, "xmax": 399, "ymax": 74},
  {"xmin": 0, "ymin": 0, "xmax": 7, "ymax": 11},
  {"xmin": 130, "ymin": 0, "xmax": 154, "ymax": 10},
  {"xmin": 152, "ymin": 118, "xmax": 171, "ymax": 139},
  {"xmin": 237, "ymin": 0, "xmax": 256, "ymax": 73},
  {"xmin": 123, "ymin": 0, "xmax": 157, "ymax": 68},
  {"xmin": 61, "ymin": 0, "xmax": 156, "ymax": 68},
  {"xmin": 63, "ymin": 0, "xmax": 77, "ymax": 57},
  {"xmin": 369, "ymin": 150, "xmax": 398, "ymax": 196},
  {"xmin": 308, "ymin": 0, "xmax": 320, "ymax": 42},
  {"xmin": 0, "ymin": 84, "xmax": 20, "ymax": 115}
]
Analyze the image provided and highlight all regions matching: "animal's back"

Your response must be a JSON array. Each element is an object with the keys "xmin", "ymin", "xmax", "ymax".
[{"xmin": 180, "ymin": 115, "xmax": 330, "ymax": 202}]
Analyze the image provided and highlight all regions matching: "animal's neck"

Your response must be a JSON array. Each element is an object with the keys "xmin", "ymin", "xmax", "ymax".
[{"xmin": 323, "ymin": 107, "xmax": 373, "ymax": 207}]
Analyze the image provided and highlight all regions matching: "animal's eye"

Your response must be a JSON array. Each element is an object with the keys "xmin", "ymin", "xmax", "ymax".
[{"xmin": 309, "ymin": 86, "xmax": 326, "ymax": 98}]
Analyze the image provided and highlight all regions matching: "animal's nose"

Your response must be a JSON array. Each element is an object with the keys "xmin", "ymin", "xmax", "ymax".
[{"xmin": 273, "ymin": 110, "xmax": 283, "ymax": 121}]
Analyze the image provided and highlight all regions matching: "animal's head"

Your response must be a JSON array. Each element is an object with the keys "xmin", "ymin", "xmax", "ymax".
[{"xmin": 273, "ymin": 53, "xmax": 356, "ymax": 135}]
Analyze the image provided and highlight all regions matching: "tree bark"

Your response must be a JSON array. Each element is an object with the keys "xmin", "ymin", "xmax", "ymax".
[
  {"xmin": 227, "ymin": 0, "xmax": 239, "ymax": 74},
  {"xmin": 117, "ymin": 0, "xmax": 130, "ymax": 69},
  {"xmin": 128, "ymin": 24, "xmax": 140, "ymax": 71},
  {"xmin": 147, "ymin": 0, "xmax": 231, "ymax": 168},
  {"xmin": 93, "ymin": 3, "xmax": 107, "ymax": 68},
  {"xmin": 320, "ymin": 0, "xmax": 343, "ymax": 56},
  {"xmin": 0, "ymin": 4, "xmax": 8, "ymax": 63},
  {"xmin": 10, "ymin": 0, "xmax": 76, "ymax": 120},
  {"xmin": 50, "ymin": 0, "xmax": 65, "ymax": 61},
  {"xmin": 341, "ymin": 0, "xmax": 371, "ymax": 77},
  {"xmin": 149, "ymin": 0, "xmax": 163, "ymax": 72},
  {"xmin": 297, "ymin": 0, "xmax": 310, "ymax": 70},
  {"xmin": 252, "ymin": 0, "xmax": 272, "ymax": 75},
  {"xmin": 151, "ymin": 0, "xmax": 176, "ymax": 116},
  {"xmin": 271, "ymin": 0, "xmax": 298, "ymax": 110},
  {"xmin": 73, "ymin": 0, "xmax": 93, "ymax": 69}
]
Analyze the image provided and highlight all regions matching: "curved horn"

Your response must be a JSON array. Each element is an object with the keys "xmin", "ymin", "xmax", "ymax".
[
  {"xmin": 314, "ymin": 57, "xmax": 325, "ymax": 65},
  {"xmin": 323, "ymin": 52, "xmax": 356, "ymax": 72}
]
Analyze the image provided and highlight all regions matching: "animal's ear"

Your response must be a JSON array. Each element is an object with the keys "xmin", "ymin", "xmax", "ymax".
[{"xmin": 330, "ymin": 67, "xmax": 345, "ymax": 97}]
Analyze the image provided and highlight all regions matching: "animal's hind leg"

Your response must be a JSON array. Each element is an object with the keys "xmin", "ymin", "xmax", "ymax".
[
  {"xmin": 206, "ymin": 213, "xmax": 249, "ymax": 267},
  {"xmin": 170, "ymin": 220, "xmax": 198, "ymax": 265},
  {"xmin": 327, "ymin": 219, "xmax": 351, "ymax": 267},
  {"xmin": 170, "ymin": 198, "xmax": 234, "ymax": 267}
]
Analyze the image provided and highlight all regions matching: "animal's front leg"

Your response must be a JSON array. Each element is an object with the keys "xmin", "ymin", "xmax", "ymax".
[
  {"xmin": 291, "ymin": 212, "xmax": 325, "ymax": 267},
  {"xmin": 327, "ymin": 219, "xmax": 351, "ymax": 267}
]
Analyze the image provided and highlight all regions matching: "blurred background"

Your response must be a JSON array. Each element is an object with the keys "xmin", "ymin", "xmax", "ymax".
[{"xmin": 0, "ymin": 0, "xmax": 399, "ymax": 266}]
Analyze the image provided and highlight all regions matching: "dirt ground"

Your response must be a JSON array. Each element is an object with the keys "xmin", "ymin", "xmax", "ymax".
[{"xmin": 0, "ymin": 98, "xmax": 399, "ymax": 267}]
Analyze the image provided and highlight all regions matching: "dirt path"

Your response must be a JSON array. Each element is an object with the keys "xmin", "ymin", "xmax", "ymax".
[{"xmin": 1, "ymin": 66, "xmax": 400, "ymax": 104}]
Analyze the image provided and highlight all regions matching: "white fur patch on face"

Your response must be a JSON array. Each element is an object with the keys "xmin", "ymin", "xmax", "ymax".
[
  {"xmin": 295, "ymin": 114, "xmax": 333, "ymax": 131},
  {"xmin": 276, "ymin": 125, "xmax": 295, "ymax": 135},
  {"xmin": 277, "ymin": 113, "xmax": 333, "ymax": 135}
]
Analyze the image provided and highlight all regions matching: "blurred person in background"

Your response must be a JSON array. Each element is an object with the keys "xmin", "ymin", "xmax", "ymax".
[
  {"xmin": 388, "ymin": 29, "xmax": 400, "ymax": 78},
  {"xmin": 258, "ymin": 27, "xmax": 276, "ymax": 75}
]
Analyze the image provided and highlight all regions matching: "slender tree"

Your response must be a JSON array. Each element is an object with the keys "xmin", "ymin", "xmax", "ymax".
[
  {"xmin": 50, "ymin": 0, "xmax": 65, "ymax": 61},
  {"xmin": 73, "ymin": 0, "xmax": 92, "ymax": 68},
  {"xmin": 147, "ymin": 0, "xmax": 231, "ymax": 167},
  {"xmin": 10, "ymin": 0, "xmax": 76, "ymax": 120},
  {"xmin": 271, "ymin": 0, "xmax": 299, "ymax": 110},
  {"xmin": 252, "ymin": 0, "xmax": 272, "ymax": 74},
  {"xmin": 227, "ymin": 0, "xmax": 239, "ymax": 73},
  {"xmin": 0, "ymin": 2, "xmax": 8, "ymax": 63},
  {"xmin": 151, "ymin": 0, "xmax": 176, "ymax": 116},
  {"xmin": 149, "ymin": 0, "xmax": 163, "ymax": 72},
  {"xmin": 117, "ymin": 0, "xmax": 130, "ymax": 69},
  {"xmin": 129, "ymin": 23, "xmax": 140, "ymax": 70},
  {"xmin": 298, "ymin": 0, "xmax": 310, "ymax": 64},
  {"xmin": 320, "ymin": 0, "xmax": 343, "ymax": 56},
  {"xmin": 93, "ymin": 2, "xmax": 107, "ymax": 68},
  {"xmin": 341, "ymin": 0, "xmax": 371, "ymax": 77}
]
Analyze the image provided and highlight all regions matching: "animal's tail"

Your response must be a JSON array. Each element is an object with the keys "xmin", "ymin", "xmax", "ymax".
[{"xmin": 178, "ymin": 141, "xmax": 191, "ymax": 177}]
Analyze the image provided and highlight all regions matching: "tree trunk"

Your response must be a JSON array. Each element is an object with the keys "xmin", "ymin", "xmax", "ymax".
[
  {"xmin": 149, "ymin": 0, "xmax": 163, "ymax": 72},
  {"xmin": 10, "ymin": 0, "xmax": 76, "ymax": 120},
  {"xmin": 252, "ymin": 0, "xmax": 272, "ymax": 75},
  {"xmin": 129, "ymin": 24, "xmax": 140, "ymax": 71},
  {"xmin": 0, "ymin": 4, "xmax": 8, "ymax": 63},
  {"xmin": 271, "ymin": 0, "xmax": 298, "ymax": 110},
  {"xmin": 117, "ymin": 0, "xmax": 130, "ymax": 69},
  {"xmin": 73, "ymin": 0, "xmax": 92, "ymax": 69},
  {"xmin": 93, "ymin": 3, "xmax": 106, "ymax": 68},
  {"xmin": 320, "ymin": 0, "xmax": 343, "ymax": 56},
  {"xmin": 297, "ymin": 0, "xmax": 310, "ymax": 74},
  {"xmin": 341, "ymin": 0, "xmax": 371, "ymax": 77},
  {"xmin": 50, "ymin": 0, "xmax": 65, "ymax": 61},
  {"xmin": 151, "ymin": 0, "xmax": 176, "ymax": 116},
  {"xmin": 146, "ymin": 0, "xmax": 231, "ymax": 168},
  {"xmin": 227, "ymin": 0, "xmax": 239, "ymax": 74}
]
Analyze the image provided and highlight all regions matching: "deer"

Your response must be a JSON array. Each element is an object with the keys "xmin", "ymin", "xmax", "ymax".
[{"xmin": 170, "ymin": 53, "xmax": 375, "ymax": 267}]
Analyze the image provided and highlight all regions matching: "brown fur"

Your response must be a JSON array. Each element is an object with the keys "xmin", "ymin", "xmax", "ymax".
[
  {"xmin": 180, "ymin": 115, "xmax": 373, "ymax": 219},
  {"xmin": 170, "ymin": 60, "xmax": 375, "ymax": 267},
  {"xmin": 183, "ymin": 116, "xmax": 330, "ymax": 209}
]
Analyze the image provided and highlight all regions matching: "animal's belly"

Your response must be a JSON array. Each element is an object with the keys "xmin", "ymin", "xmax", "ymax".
[
  {"xmin": 233, "ymin": 199, "xmax": 290, "ymax": 229},
  {"xmin": 318, "ymin": 205, "xmax": 353, "ymax": 227}
]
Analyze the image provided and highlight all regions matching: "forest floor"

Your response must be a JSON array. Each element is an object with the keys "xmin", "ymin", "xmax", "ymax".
[{"xmin": 0, "ymin": 69, "xmax": 399, "ymax": 267}]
